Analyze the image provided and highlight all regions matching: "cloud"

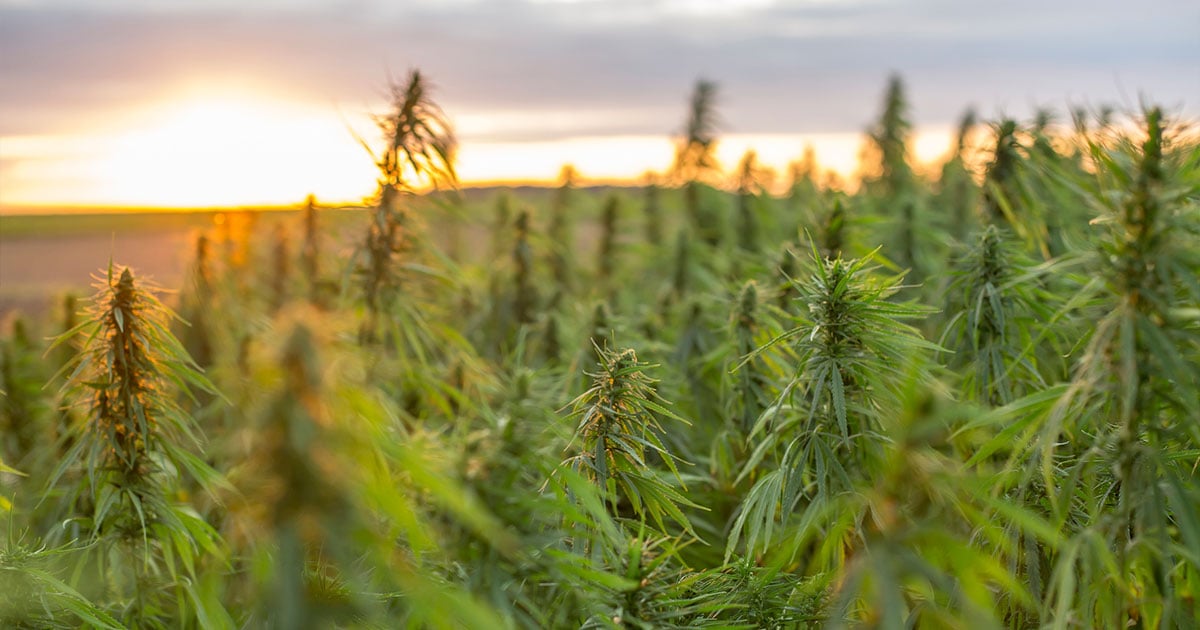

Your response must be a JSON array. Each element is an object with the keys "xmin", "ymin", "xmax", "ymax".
[{"xmin": 0, "ymin": 0, "xmax": 1197, "ymax": 143}]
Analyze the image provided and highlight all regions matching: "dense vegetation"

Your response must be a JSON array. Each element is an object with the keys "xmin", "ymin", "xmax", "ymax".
[{"xmin": 2, "ymin": 72, "xmax": 1198, "ymax": 628}]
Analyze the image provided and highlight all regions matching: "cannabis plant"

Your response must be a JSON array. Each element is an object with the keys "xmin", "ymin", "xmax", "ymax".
[
  {"xmin": 671, "ymin": 79, "xmax": 720, "ymax": 184},
  {"xmin": 548, "ymin": 165, "xmax": 577, "ymax": 295},
  {"xmin": 729, "ymin": 247, "xmax": 938, "ymax": 558},
  {"xmin": 981, "ymin": 119, "xmax": 1024, "ymax": 229},
  {"xmin": 936, "ymin": 108, "xmax": 981, "ymax": 243},
  {"xmin": 1, "ymin": 318, "xmax": 50, "ymax": 472},
  {"xmin": 724, "ymin": 281, "xmax": 781, "ymax": 436},
  {"xmin": 642, "ymin": 174, "xmax": 663, "ymax": 247},
  {"xmin": 300, "ymin": 194, "xmax": 320, "ymax": 297},
  {"xmin": 561, "ymin": 345, "xmax": 696, "ymax": 534},
  {"xmin": 733, "ymin": 150, "xmax": 765, "ymax": 253},
  {"xmin": 864, "ymin": 74, "xmax": 915, "ymax": 197},
  {"xmin": 597, "ymin": 194, "xmax": 620, "ymax": 289},
  {"xmin": 0, "ymin": 529, "xmax": 123, "ymax": 629},
  {"xmin": 816, "ymin": 381, "xmax": 1043, "ymax": 628},
  {"xmin": 513, "ymin": 209, "xmax": 538, "ymax": 328},
  {"xmin": 234, "ymin": 315, "xmax": 507, "ymax": 628},
  {"xmin": 490, "ymin": 192, "xmax": 515, "ymax": 262},
  {"xmin": 179, "ymin": 233, "xmax": 215, "ymax": 367},
  {"xmin": 673, "ymin": 80, "xmax": 724, "ymax": 248},
  {"xmin": 357, "ymin": 69, "xmax": 456, "ymax": 337},
  {"xmin": 940, "ymin": 225, "xmax": 1058, "ymax": 406},
  {"xmin": 1035, "ymin": 107, "xmax": 1200, "ymax": 626},
  {"xmin": 48, "ymin": 264, "xmax": 227, "ymax": 627},
  {"xmin": 269, "ymin": 223, "xmax": 290, "ymax": 313},
  {"xmin": 786, "ymin": 145, "xmax": 821, "ymax": 229}
]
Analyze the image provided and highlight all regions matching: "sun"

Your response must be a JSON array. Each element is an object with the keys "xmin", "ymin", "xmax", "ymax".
[
  {"xmin": 88, "ymin": 96, "xmax": 378, "ymax": 207},
  {"xmin": 79, "ymin": 94, "xmax": 379, "ymax": 208}
]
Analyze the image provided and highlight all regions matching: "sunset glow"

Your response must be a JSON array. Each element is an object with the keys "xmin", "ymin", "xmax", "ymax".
[
  {"xmin": 1, "ymin": 94, "xmax": 383, "ymax": 209},
  {"xmin": 1, "ymin": 93, "xmax": 956, "ymax": 210},
  {"xmin": 1, "ymin": 0, "xmax": 1195, "ymax": 214}
]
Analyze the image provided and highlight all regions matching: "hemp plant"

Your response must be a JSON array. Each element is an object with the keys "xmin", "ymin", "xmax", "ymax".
[
  {"xmin": 179, "ymin": 233, "xmax": 215, "ymax": 368},
  {"xmin": 596, "ymin": 194, "xmax": 620, "ymax": 289},
  {"xmin": 490, "ymin": 192, "xmax": 515, "ymax": 263},
  {"xmin": 728, "ymin": 247, "xmax": 938, "ymax": 558},
  {"xmin": 672, "ymin": 80, "xmax": 723, "ymax": 247},
  {"xmin": 733, "ymin": 150, "xmax": 766, "ymax": 253},
  {"xmin": 981, "ymin": 119, "xmax": 1023, "ymax": 229},
  {"xmin": 47, "ymin": 264, "xmax": 226, "ymax": 627},
  {"xmin": 936, "ymin": 108, "xmax": 981, "ymax": 243},
  {"xmin": 863, "ymin": 74, "xmax": 915, "ymax": 198},
  {"xmin": 561, "ymin": 345, "xmax": 696, "ymax": 535},
  {"xmin": 671, "ymin": 79, "xmax": 720, "ymax": 184},
  {"xmin": 357, "ymin": 69, "xmax": 456, "ymax": 339},
  {"xmin": 0, "ymin": 527, "xmax": 123, "ymax": 628},
  {"xmin": 708, "ymin": 282, "xmax": 789, "ymax": 532},
  {"xmin": 642, "ymin": 173, "xmax": 663, "ymax": 247},
  {"xmin": 774, "ymin": 243, "xmax": 800, "ymax": 311},
  {"xmin": 820, "ymin": 196, "xmax": 848, "ymax": 260},
  {"xmin": 300, "ymin": 194, "xmax": 321, "ymax": 300},
  {"xmin": 548, "ymin": 165, "xmax": 577, "ymax": 295},
  {"xmin": 815, "ymin": 381, "xmax": 1042, "ymax": 628},
  {"xmin": 1, "ymin": 318, "xmax": 50, "ymax": 472},
  {"xmin": 786, "ymin": 145, "xmax": 821, "ymax": 228},
  {"xmin": 239, "ymin": 322, "xmax": 363, "ymax": 627},
  {"xmin": 940, "ymin": 225, "xmax": 1057, "ymax": 406},
  {"xmin": 724, "ymin": 281, "xmax": 780, "ymax": 436},
  {"xmin": 512, "ymin": 210, "xmax": 538, "ymax": 328},
  {"xmin": 269, "ymin": 223, "xmax": 290, "ymax": 314},
  {"xmin": 1034, "ymin": 107, "xmax": 1200, "ymax": 626},
  {"xmin": 667, "ymin": 229, "xmax": 692, "ymax": 307}
]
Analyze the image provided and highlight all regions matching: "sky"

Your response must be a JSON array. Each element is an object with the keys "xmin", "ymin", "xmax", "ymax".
[{"xmin": 0, "ymin": 0, "xmax": 1197, "ymax": 210}]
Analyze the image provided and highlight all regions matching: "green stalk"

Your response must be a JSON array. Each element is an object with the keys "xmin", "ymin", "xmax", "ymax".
[
  {"xmin": 513, "ymin": 210, "xmax": 537, "ymax": 327},
  {"xmin": 643, "ymin": 177, "xmax": 662, "ymax": 247},
  {"xmin": 301, "ymin": 194, "xmax": 320, "ymax": 298},
  {"xmin": 597, "ymin": 195, "xmax": 620, "ymax": 286}
]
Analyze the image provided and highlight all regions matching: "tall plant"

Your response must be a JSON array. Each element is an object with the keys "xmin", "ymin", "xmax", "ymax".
[
  {"xmin": 940, "ymin": 225, "xmax": 1057, "ymax": 406},
  {"xmin": 864, "ymin": 74, "xmax": 915, "ymax": 197},
  {"xmin": 734, "ymin": 150, "xmax": 766, "ymax": 253},
  {"xmin": 729, "ymin": 247, "xmax": 938, "ymax": 558},
  {"xmin": 597, "ymin": 194, "xmax": 620, "ymax": 290},
  {"xmin": 548, "ymin": 164, "xmax": 577, "ymax": 295},
  {"xmin": 981, "ymin": 119, "xmax": 1024, "ymax": 229},
  {"xmin": 358, "ymin": 69, "xmax": 456, "ymax": 336},
  {"xmin": 1036, "ymin": 108, "xmax": 1200, "ymax": 626},
  {"xmin": 48, "ymin": 265, "xmax": 227, "ymax": 626},
  {"xmin": 936, "ymin": 108, "xmax": 980, "ymax": 243},
  {"xmin": 561, "ymin": 345, "xmax": 696, "ymax": 535},
  {"xmin": 672, "ymin": 80, "xmax": 723, "ymax": 247}
]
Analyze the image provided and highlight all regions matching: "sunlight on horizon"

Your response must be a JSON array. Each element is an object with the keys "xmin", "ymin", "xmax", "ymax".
[
  {"xmin": 459, "ymin": 129, "xmax": 955, "ymax": 188},
  {"xmin": 1, "ymin": 95, "xmax": 380, "ymax": 209},
  {"xmin": 1, "ymin": 94, "xmax": 956, "ymax": 211}
]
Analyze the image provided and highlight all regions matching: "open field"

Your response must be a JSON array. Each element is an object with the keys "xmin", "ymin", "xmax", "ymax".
[
  {"xmin": 0, "ymin": 227, "xmax": 192, "ymax": 319},
  {"xmin": 0, "ymin": 194, "xmax": 604, "ymax": 322},
  {"xmin": 2, "ymin": 78, "xmax": 1199, "ymax": 628},
  {"xmin": 0, "ymin": 209, "xmax": 343, "ymax": 319}
]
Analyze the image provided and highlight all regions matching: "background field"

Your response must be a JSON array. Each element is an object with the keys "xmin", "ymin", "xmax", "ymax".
[{"xmin": 2, "ymin": 80, "xmax": 1198, "ymax": 628}]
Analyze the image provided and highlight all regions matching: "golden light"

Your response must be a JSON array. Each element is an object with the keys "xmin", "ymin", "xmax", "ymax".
[
  {"xmin": 0, "ymin": 88, "xmax": 961, "ymax": 211},
  {"xmin": 1, "ymin": 92, "xmax": 380, "ymax": 209},
  {"xmin": 455, "ymin": 130, "xmax": 956, "ymax": 189}
]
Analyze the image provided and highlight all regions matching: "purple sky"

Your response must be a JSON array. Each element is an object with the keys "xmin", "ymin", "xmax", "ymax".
[{"xmin": 1, "ymin": 0, "xmax": 1197, "ymax": 206}]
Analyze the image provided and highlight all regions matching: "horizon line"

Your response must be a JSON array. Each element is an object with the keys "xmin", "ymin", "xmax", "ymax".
[{"xmin": 0, "ymin": 177, "xmax": 855, "ymax": 217}]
